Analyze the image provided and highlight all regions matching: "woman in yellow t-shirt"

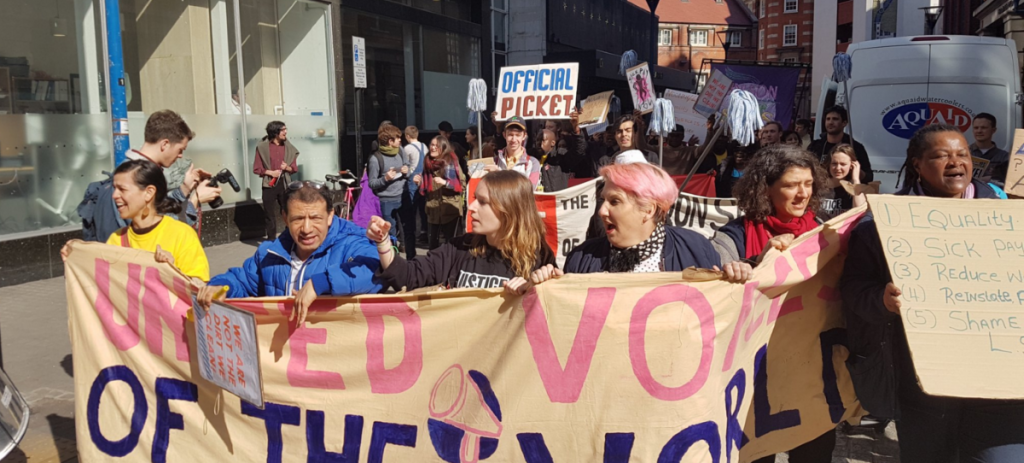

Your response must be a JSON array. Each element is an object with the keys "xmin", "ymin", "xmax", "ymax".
[{"xmin": 62, "ymin": 160, "xmax": 210, "ymax": 281}]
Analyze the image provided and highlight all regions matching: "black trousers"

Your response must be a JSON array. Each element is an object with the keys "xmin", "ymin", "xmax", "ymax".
[
  {"xmin": 262, "ymin": 182, "xmax": 286, "ymax": 240},
  {"xmin": 751, "ymin": 429, "xmax": 836, "ymax": 463},
  {"xmin": 428, "ymin": 218, "xmax": 459, "ymax": 250},
  {"xmin": 897, "ymin": 386, "xmax": 1024, "ymax": 462}
]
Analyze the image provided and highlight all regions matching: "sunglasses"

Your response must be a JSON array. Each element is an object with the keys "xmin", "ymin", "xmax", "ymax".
[{"xmin": 287, "ymin": 180, "xmax": 325, "ymax": 191}]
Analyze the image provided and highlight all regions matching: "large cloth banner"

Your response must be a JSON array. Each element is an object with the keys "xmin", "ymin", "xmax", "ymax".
[
  {"xmin": 66, "ymin": 208, "xmax": 867, "ymax": 462},
  {"xmin": 667, "ymin": 192, "xmax": 741, "ymax": 238},
  {"xmin": 710, "ymin": 64, "xmax": 802, "ymax": 127}
]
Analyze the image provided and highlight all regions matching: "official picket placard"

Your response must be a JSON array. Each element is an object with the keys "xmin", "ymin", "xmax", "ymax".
[
  {"xmin": 65, "ymin": 209, "xmax": 866, "ymax": 462},
  {"xmin": 868, "ymin": 195, "xmax": 1024, "ymax": 399},
  {"xmin": 496, "ymin": 63, "xmax": 579, "ymax": 120},
  {"xmin": 1005, "ymin": 128, "xmax": 1024, "ymax": 197},
  {"xmin": 626, "ymin": 63, "xmax": 656, "ymax": 114},
  {"xmin": 194, "ymin": 298, "xmax": 264, "ymax": 407},
  {"xmin": 664, "ymin": 89, "xmax": 709, "ymax": 145}
]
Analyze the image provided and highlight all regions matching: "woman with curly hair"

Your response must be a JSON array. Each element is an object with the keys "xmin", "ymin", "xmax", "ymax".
[
  {"xmin": 711, "ymin": 145, "xmax": 834, "ymax": 462},
  {"xmin": 368, "ymin": 170, "xmax": 556, "ymax": 294},
  {"xmin": 414, "ymin": 135, "xmax": 466, "ymax": 250}
]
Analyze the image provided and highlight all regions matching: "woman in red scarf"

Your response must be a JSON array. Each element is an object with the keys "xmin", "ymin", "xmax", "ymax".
[
  {"xmin": 414, "ymin": 136, "xmax": 466, "ymax": 249},
  {"xmin": 710, "ymin": 145, "xmax": 832, "ymax": 463}
]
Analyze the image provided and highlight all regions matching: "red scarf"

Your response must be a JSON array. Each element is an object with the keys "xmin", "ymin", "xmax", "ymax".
[
  {"xmin": 743, "ymin": 212, "xmax": 818, "ymax": 259},
  {"xmin": 420, "ymin": 152, "xmax": 464, "ymax": 194}
]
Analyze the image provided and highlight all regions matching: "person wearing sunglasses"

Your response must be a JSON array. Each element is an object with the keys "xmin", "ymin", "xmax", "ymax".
[{"xmin": 198, "ymin": 181, "xmax": 382, "ymax": 324}]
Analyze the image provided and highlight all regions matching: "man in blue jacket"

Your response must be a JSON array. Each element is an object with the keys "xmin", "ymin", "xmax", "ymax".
[{"xmin": 197, "ymin": 182, "xmax": 382, "ymax": 324}]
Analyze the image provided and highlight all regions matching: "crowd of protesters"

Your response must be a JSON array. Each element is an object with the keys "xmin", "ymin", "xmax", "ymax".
[{"xmin": 61, "ymin": 101, "xmax": 1022, "ymax": 463}]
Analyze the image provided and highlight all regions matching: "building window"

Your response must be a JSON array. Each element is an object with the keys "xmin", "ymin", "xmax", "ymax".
[
  {"xmin": 783, "ymin": 57, "xmax": 796, "ymax": 63},
  {"xmin": 784, "ymin": 0, "xmax": 798, "ymax": 13},
  {"xmin": 759, "ymin": 0, "xmax": 765, "ymax": 18},
  {"xmin": 659, "ymin": 28, "xmax": 673, "ymax": 46},
  {"xmin": 783, "ymin": 25, "xmax": 797, "ymax": 46},
  {"xmin": 759, "ymin": 29, "xmax": 764, "ymax": 49},
  {"xmin": 729, "ymin": 31, "xmax": 742, "ymax": 47},
  {"xmin": 689, "ymin": 29, "xmax": 708, "ymax": 47}
]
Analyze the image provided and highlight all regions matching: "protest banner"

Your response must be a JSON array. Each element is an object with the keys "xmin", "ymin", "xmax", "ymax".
[
  {"xmin": 65, "ymin": 208, "xmax": 865, "ymax": 462},
  {"xmin": 496, "ymin": 63, "xmax": 579, "ymax": 120},
  {"xmin": 711, "ymin": 64, "xmax": 802, "ymax": 126},
  {"xmin": 1005, "ymin": 128, "xmax": 1024, "ymax": 197},
  {"xmin": 667, "ymin": 192, "xmax": 740, "ymax": 237},
  {"xmin": 867, "ymin": 195, "xmax": 1024, "ymax": 399},
  {"xmin": 578, "ymin": 91, "xmax": 614, "ymax": 128},
  {"xmin": 626, "ymin": 63, "xmax": 656, "ymax": 114},
  {"xmin": 694, "ymin": 70, "xmax": 733, "ymax": 118},
  {"xmin": 664, "ymin": 89, "xmax": 708, "ymax": 145},
  {"xmin": 194, "ymin": 299, "xmax": 264, "ymax": 407}
]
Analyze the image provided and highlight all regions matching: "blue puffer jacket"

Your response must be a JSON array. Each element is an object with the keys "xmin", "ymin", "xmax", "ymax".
[{"xmin": 210, "ymin": 219, "xmax": 383, "ymax": 297}]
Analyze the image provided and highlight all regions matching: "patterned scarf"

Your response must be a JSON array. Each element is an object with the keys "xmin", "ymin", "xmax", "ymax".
[{"xmin": 609, "ymin": 225, "xmax": 666, "ymax": 273}]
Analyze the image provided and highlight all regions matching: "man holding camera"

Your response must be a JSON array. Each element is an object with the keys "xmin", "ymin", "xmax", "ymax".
[{"xmin": 254, "ymin": 121, "xmax": 300, "ymax": 240}]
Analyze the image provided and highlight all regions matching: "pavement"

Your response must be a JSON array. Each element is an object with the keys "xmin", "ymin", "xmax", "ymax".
[{"xmin": 0, "ymin": 239, "xmax": 902, "ymax": 462}]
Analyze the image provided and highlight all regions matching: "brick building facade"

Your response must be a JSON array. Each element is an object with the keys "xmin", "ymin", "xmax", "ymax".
[
  {"xmin": 629, "ymin": 0, "xmax": 758, "ymax": 86},
  {"xmin": 754, "ymin": 0, "xmax": 814, "ymax": 63}
]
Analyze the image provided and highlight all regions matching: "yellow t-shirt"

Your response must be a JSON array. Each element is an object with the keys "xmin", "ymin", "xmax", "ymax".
[{"xmin": 107, "ymin": 217, "xmax": 210, "ymax": 281}]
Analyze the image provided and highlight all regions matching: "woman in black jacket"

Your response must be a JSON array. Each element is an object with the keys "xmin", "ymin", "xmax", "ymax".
[
  {"xmin": 368, "ymin": 170, "xmax": 556, "ymax": 294},
  {"xmin": 840, "ymin": 124, "xmax": 1023, "ymax": 462}
]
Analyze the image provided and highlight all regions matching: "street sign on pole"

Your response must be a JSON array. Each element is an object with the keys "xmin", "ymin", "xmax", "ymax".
[{"xmin": 352, "ymin": 36, "xmax": 367, "ymax": 89}]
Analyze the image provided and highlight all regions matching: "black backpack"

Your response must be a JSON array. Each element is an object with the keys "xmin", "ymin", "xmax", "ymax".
[{"xmin": 76, "ymin": 172, "xmax": 126, "ymax": 242}]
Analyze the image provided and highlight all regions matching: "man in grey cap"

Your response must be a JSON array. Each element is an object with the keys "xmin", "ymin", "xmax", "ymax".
[{"xmin": 486, "ymin": 116, "xmax": 541, "ymax": 189}]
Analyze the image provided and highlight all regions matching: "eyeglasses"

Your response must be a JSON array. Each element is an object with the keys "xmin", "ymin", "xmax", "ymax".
[{"xmin": 287, "ymin": 180, "xmax": 325, "ymax": 191}]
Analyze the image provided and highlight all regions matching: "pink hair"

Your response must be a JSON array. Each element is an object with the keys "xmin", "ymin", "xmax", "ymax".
[{"xmin": 600, "ymin": 163, "xmax": 678, "ymax": 221}]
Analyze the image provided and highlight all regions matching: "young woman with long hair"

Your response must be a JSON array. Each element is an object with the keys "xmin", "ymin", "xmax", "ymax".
[
  {"xmin": 414, "ymin": 136, "xmax": 466, "ymax": 249},
  {"xmin": 61, "ymin": 160, "xmax": 210, "ymax": 281},
  {"xmin": 368, "ymin": 170, "xmax": 555, "ymax": 294},
  {"xmin": 819, "ymin": 144, "xmax": 867, "ymax": 219}
]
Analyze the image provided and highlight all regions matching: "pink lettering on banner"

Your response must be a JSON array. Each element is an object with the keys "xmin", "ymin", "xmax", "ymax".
[
  {"xmin": 777, "ymin": 296, "xmax": 805, "ymax": 318},
  {"xmin": 791, "ymin": 233, "xmax": 829, "ymax": 280},
  {"xmin": 142, "ymin": 268, "xmax": 191, "ymax": 362},
  {"xmin": 125, "ymin": 263, "xmax": 143, "ymax": 334},
  {"xmin": 361, "ymin": 298, "xmax": 423, "ymax": 394},
  {"xmin": 522, "ymin": 287, "xmax": 616, "ymax": 403},
  {"xmin": 93, "ymin": 259, "xmax": 141, "ymax": 350},
  {"xmin": 767, "ymin": 258, "xmax": 794, "ymax": 324},
  {"xmin": 722, "ymin": 281, "xmax": 760, "ymax": 372},
  {"xmin": 287, "ymin": 327, "xmax": 345, "ymax": 389},
  {"xmin": 629, "ymin": 285, "xmax": 716, "ymax": 401},
  {"xmin": 817, "ymin": 285, "xmax": 841, "ymax": 302}
]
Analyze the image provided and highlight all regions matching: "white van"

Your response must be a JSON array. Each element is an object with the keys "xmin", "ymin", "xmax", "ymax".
[{"xmin": 816, "ymin": 36, "xmax": 1022, "ymax": 193}]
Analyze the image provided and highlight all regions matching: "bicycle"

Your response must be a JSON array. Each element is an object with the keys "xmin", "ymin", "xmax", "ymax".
[{"xmin": 325, "ymin": 170, "xmax": 360, "ymax": 220}]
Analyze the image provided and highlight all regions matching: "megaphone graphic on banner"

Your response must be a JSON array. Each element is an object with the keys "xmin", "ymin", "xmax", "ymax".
[{"xmin": 428, "ymin": 365, "xmax": 503, "ymax": 463}]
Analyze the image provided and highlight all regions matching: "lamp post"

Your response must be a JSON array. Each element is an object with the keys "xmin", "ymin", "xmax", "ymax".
[{"xmin": 920, "ymin": 5, "xmax": 945, "ymax": 35}]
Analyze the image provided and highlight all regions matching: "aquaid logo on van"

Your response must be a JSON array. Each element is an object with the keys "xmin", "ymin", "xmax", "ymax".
[{"xmin": 881, "ymin": 99, "xmax": 974, "ymax": 139}]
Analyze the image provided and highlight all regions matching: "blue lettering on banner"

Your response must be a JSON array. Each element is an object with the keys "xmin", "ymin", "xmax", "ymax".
[
  {"xmin": 153, "ymin": 378, "xmax": 198, "ymax": 463},
  {"xmin": 518, "ymin": 433, "xmax": 555, "ymax": 463},
  {"xmin": 538, "ymin": 69, "xmax": 551, "ymax": 91},
  {"xmin": 553, "ymin": 69, "xmax": 565, "ymax": 91},
  {"xmin": 369, "ymin": 422, "xmax": 417, "ymax": 463},
  {"xmin": 242, "ymin": 401, "xmax": 301, "ymax": 463},
  {"xmin": 88, "ymin": 365, "xmax": 148, "ymax": 457},
  {"xmin": 819, "ymin": 329, "xmax": 847, "ymax": 424},
  {"xmin": 658, "ymin": 421, "xmax": 721, "ymax": 463},
  {"xmin": 306, "ymin": 410, "xmax": 364, "ymax": 462},
  {"xmin": 603, "ymin": 433, "xmax": 635, "ymax": 463},
  {"xmin": 564, "ymin": 68, "xmax": 574, "ymax": 90},
  {"xmin": 524, "ymin": 70, "xmax": 536, "ymax": 92},
  {"xmin": 753, "ymin": 345, "xmax": 801, "ymax": 437},
  {"xmin": 513, "ymin": 71, "xmax": 526, "ymax": 92},
  {"xmin": 501, "ymin": 72, "xmax": 514, "ymax": 93},
  {"xmin": 724, "ymin": 368, "xmax": 749, "ymax": 463}
]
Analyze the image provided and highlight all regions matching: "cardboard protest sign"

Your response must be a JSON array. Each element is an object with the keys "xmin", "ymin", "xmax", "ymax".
[
  {"xmin": 694, "ymin": 70, "xmax": 733, "ymax": 118},
  {"xmin": 578, "ymin": 91, "xmax": 614, "ymax": 128},
  {"xmin": 466, "ymin": 157, "xmax": 495, "ymax": 178},
  {"xmin": 868, "ymin": 195, "xmax": 1024, "ymax": 398},
  {"xmin": 65, "ymin": 210, "xmax": 865, "ymax": 462},
  {"xmin": 626, "ymin": 63, "xmax": 656, "ymax": 114},
  {"xmin": 496, "ymin": 63, "xmax": 579, "ymax": 120},
  {"xmin": 664, "ymin": 89, "xmax": 708, "ymax": 145},
  {"xmin": 972, "ymin": 156, "xmax": 991, "ymax": 181},
  {"xmin": 194, "ymin": 299, "xmax": 263, "ymax": 407},
  {"xmin": 1004, "ymin": 128, "xmax": 1024, "ymax": 197}
]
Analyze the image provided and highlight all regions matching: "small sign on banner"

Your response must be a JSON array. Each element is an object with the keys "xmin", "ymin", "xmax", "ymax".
[
  {"xmin": 626, "ymin": 63, "xmax": 656, "ymax": 114},
  {"xmin": 1005, "ymin": 128, "xmax": 1024, "ymax": 197},
  {"xmin": 578, "ymin": 90, "xmax": 614, "ymax": 128},
  {"xmin": 193, "ymin": 298, "xmax": 264, "ymax": 408},
  {"xmin": 352, "ymin": 36, "xmax": 367, "ymax": 89},
  {"xmin": 496, "ymin": 63, "xmax": 579, "ymax": 120},
  {"xmin": 694, "ymin": 69, "xmax": 733, "ymax": 118}
]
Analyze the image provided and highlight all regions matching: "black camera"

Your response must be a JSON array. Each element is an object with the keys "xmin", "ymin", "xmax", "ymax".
[{"xmin": 206, "ymin": 168, "xmax": 241, "ymax": 209}]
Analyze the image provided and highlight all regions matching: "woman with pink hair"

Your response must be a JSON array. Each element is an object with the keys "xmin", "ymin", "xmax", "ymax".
[{"xmin": 534, "ymin": 162, "xmax": 732, "ymax": 278}]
